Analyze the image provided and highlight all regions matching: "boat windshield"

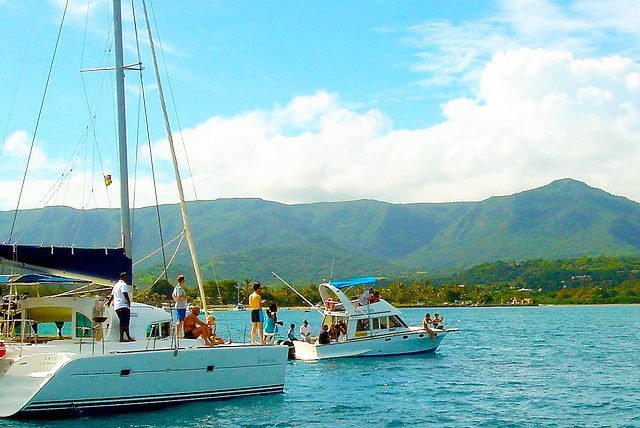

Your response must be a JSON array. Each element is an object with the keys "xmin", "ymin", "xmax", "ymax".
[{"xmin": 389, "ymin": 315, "xmax": 407, "ymax": 328}]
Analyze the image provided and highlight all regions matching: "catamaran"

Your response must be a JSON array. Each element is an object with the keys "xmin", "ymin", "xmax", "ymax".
[
  {"xmin": 275, "ymin": 275, "xmax": 457, "ymax": 360},
  {"xmin": 0, "ymin": 0, "xmax": 287, "ymax": 418}
]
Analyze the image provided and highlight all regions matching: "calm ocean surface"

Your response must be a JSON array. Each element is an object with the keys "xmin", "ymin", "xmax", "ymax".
[{"xmin": 1, "ymin": 305, "xmax": 638, "ymax": 427}]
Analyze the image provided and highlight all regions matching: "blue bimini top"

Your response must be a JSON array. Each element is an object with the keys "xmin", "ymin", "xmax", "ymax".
[{"xmin": 329, "ymin": 276, "xmax": 378, "ymax": 290}]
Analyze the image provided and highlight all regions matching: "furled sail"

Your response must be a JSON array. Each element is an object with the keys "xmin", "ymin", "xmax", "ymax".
[{"xmin": 0, "ymin": 243, "xmax": 131, "ymax": 285}]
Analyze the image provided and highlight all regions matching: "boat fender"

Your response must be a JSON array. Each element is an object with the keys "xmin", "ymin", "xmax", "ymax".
[{"xmin": 0, "ymin": 341, "xmax": 5, "ymax": 358}]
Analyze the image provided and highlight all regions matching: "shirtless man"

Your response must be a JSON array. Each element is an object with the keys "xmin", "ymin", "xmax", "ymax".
[
  {"xmin": 249, "ymin": 282, "xmax": 266, "ymax": 345},
  {"xmin": 183, "ymin": 307, "xmax": 212, "ymax": 346}
]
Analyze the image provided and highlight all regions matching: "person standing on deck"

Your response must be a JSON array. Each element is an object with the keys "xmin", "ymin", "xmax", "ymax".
[
  {"xmin": 172, "ymin": 275, "xmax": 188, "ymax": 338},
  {"xmin": 106, "ymin": 272, "xmax": 135, "ymax": 342},
  {"xmin": 249, "ymin": 282, "xmax": 266, "ymax": 345}
]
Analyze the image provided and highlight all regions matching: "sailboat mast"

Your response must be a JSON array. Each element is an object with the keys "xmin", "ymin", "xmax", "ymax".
[
  {"xmin": 112, "ymin": 0, "xmax": 132, "ymax": 259},
  {"xmin": 141, "ymin": 0, "xmax": 208, "ymax": 313}
]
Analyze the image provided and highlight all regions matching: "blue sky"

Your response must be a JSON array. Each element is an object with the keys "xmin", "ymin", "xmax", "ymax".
[{"xmin": 1, "ymin": 0, "xmax": 640, "ymax": 211}]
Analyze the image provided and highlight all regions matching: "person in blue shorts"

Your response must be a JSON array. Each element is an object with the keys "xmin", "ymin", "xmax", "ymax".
[{"xmin": 172, "ymin": 275, "xmax": 188, "ymax": 338}]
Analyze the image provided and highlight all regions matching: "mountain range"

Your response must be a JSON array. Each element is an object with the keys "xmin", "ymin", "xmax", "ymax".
[{"xmin": 2, "ymin": 178, "xmax": 639, "ymax": 284}]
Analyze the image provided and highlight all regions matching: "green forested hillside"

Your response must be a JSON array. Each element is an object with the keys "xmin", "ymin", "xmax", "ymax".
[{"xmin": 2, "ymin": 178, "xmax": 640, "ymax": 284}]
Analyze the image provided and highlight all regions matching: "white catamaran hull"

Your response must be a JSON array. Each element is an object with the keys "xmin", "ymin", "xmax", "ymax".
[
  {"xmin": 0, "ymin": 343, "xmax": 287, "ymax": 417},
  {"xmin": 293, "ymin": 329, "xmax": 451, "ymax": 361}
]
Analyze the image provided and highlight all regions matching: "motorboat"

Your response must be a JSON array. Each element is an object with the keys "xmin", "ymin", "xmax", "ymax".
[
  {"xmin": 0, "ymin": 0, "xmax": 287, "ymax": 418},
  {"xmin": 290, "ymin": 277, "xmax": 457, "ymax": 360}
]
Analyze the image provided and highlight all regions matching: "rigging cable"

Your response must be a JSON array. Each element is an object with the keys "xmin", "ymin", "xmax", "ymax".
[
  {"xmin": 8, "ymin": 0, "xmax": 70, "ymax": 244},
  {"xmin": 148, "ymin": 1, "xmax": 198, "ymax": 201},
  {"xmin": 131, "ymin": 0, "xmax": 170, "ymax": 282},
  {"xmin": 145, "ymin": 0, "xmax": 233, "ymax": 339}
]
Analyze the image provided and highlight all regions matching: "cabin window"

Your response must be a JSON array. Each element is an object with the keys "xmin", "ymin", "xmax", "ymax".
[
  {"xmin": 372, "ymin": 317, "xmax": 388, "ymax": 330},
  {"xmin": 75, "ymin": 312, "xmax": 92, "ymax": 338},
  {"xmin": 356, "ymin": 319, "xmax": 369, "ymax": 332},
  {"xmin": 147, "ymin": 321, "xmax": 171, "ymax": 338},
  {"xmin": 161, "ymin": 321, "xmax": 171, "ymax": 337},
  {"xmin": 389, "ymin": 315, "xmax": 407, "ymax": 329}
]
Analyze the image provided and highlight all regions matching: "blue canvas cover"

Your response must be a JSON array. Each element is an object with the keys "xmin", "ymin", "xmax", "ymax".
[
  {"xmin": 329, "ymin": 276, "xmax": 378, "ymax": 289},
  {"xmin": 0, "ymin": 273, "xmax": 91, "ymax": 284},
  {"xmin": 0, "ymin": 243, "xmax": 131, "ymax": 284}
]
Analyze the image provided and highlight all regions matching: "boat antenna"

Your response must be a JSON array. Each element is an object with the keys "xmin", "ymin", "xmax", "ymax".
[
  {"xmin": 140, "ymin": 0, "xmax": 208, "ymax": 313},
  {"xmin": 272, "ymin": 272, "xmax": 324, "ymax": 316},
  {"xmin": 329, "ymin": 257, "xmax": 335, "ymax": 282}
]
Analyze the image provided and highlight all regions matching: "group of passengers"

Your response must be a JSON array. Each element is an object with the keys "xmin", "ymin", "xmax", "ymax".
[
  {"xmin": 313, "ymin": 320, "xmax": 348, "ymax": 345},
  {"xmin": 167, "ymin": 278, "xmax": 391, "ymax": 347},
  {"xmin": 171, "ymin": 274, "xmax": 224, "ymax": 346},
  {"xmin": 422, "ymin": 313, "xmax": 445, "ymax": 342}
]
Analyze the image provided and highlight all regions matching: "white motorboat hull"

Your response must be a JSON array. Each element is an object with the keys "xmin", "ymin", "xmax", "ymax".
[
  {"xmin": 293, "ymin": 329, "xmax": 451, "ymax": 361},
  {"xmin": 0, "ymin": 343, "xmax": 287, "ymax": 417}
]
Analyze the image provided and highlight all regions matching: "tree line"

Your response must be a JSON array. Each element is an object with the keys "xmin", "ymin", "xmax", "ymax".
[{"xmin": 135, "ymin": 256, "xmax": 640, "ymax": 307}]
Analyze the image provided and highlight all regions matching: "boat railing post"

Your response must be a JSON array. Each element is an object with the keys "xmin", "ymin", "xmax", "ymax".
[
  {"xmin": 146, "ymin": 323, "xmax": 159, "ymax": 351},
  {"xmin": 243, "ymin": 323, "xmax": 248, "ymax": 344}
]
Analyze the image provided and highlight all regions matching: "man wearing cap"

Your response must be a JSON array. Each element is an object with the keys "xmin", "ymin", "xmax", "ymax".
[{"xmin": 106, "ymin": 272, "xmax": 135, "ymax": 342}]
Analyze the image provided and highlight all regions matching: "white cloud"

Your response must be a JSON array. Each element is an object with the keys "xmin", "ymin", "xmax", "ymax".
[
  {"xmin": 50, "ymin": 0, "xmax": 102, "ymax": 20},
  {"xmin": 137, "ymin": 50, "xmax": 640, "ymax": 206},
  {"xmin": 407, "ymin": 0, "xmax": 640, "ymax": 92},
  {"xmin": 3, "ymin": 48, "xmax": 640, "ymax": 211},
  {"xmin": 1, "ymin": 131, "xmax": 48, "ymax": 171}
]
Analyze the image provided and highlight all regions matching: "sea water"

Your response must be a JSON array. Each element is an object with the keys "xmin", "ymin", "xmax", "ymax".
[{"xmin": 1, "ymin": 305, "xmax": 638, "ymax": 427}]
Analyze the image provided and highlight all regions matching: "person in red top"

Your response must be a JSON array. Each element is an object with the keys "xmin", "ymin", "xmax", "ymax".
[{"xmin": 368, "ymin": 291, "xmax": 381, "ymax": 303}]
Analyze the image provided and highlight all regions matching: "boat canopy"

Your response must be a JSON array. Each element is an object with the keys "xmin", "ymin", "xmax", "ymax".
[
  {"xmin": 0, "ymin": 243, "xmax": 131, "ymax": 285},
  {"xmin": 329, "ymin": 276, "xmax": 378, "ymax": 290},
  {"xmin": 0, "ymin": 273, "xmax": 91, "ymax": 285}
]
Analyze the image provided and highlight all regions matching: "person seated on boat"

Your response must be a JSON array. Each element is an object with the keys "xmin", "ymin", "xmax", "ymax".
[
  {"xmin": 357, "ymin": 287, "xmax": 374, "ymax": 306},
  {"xmin": 318, "ymin": 324, "xmax": 331, "ymax": 345},
  {"xmin": 423, "ymin": 313, "xmax": 435, "ymax": 342},
  {"xmin": 432, "ymin": 313, "xmax": 444, "ymax": 329},
  {"xmin": 300, "ymin": 319, "xmax": 312, "ymax": 343},
  {"xmin": 264, "ymin": 303, "xmax": 284, "ymax": 344},
  {"xmin": 325, "ymin": 297, "xmax": 336, "ymax": 311},
  {"xmin": 287, "ymin": 323, "xmax": 297, "ymax": 341},
  {"xmin": 368, "ymin": 291, "xmax": 381, "ymax": 304},
  {"xmin": 183, "ymin": 307, "xmax": 212, "ymax": 346},
  {"xmin": 206, "ymin": 315, "xmax": 225, "ymax": 345}
]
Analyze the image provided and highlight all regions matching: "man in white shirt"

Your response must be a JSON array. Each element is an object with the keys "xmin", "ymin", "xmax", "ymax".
[
  {"xmin": 299, "ymin": 319, "xmax": 311, "ymax": 343},
  {"xmin": 172, "ymin": 274, "xmax": 188, "ymax": 338},
  {"xmin": 106, "ymin": 272, "xmax": 134, "ymax": 342}
]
